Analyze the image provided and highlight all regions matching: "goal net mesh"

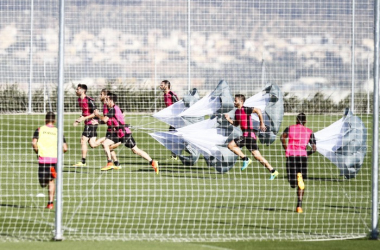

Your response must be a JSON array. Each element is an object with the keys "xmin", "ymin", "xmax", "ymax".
[{"xmin": 0, "ymin": 0, "xmax": 375, "ymax": 241}]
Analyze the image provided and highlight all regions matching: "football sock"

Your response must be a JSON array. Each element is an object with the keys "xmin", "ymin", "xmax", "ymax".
[
  {"xmin": 114, "ymin": 161, "xmax": 120, "ymax": 166},
  {"xmin": 48, "ymin": 201, "xmax": 53, "ymax": 205},
  {"xmin": 149, "ymin": 160, "xmax": 153, "ymax": 165},
  {"xmin": 82, "ymin": 158, "xmax": 86, "ymax": 164},
  {"xmin": 297, "ymin": 200, "xmax": 302, "ymax": 208},
  {"xmin": 270, "ymin": 169, "xmax": 276, "ymax": 173},
  {"xmin": 242, "ymin": 156, "xmax": 248, "ymax": 161}
]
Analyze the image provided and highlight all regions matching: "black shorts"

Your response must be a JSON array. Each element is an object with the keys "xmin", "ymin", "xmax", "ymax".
[
  {"xmin": 106, "ymin": 131, "xmax": 136, "ymax": 148},
  {"xmin": 82, "ymin": 125, "xmax": 98, "ymax": 138},
  {"xmin": 38, "ymin": 163, "xmax": 56, "ymax": 188},
  {"xmin": 286, "ymin": 156, "xmax": 308, "ymax": 188},
  {"xmin": 121, "ymin": 133, "xmax": 136, "ymax": 148},
  {"xmin": 234, "ymin": 136, "xmax": 259, "ymax": 151}
]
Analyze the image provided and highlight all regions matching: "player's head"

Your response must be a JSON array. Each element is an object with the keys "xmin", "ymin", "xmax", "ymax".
[
  {"xmin": 296, "ymin": 113, "xmax": 306, "ymax": 125},
  {"xmin": 107, "ymin": 92, "xmax": 117, "ymax": 107},
  {"xmin": 45, "ymin": 111, "xmax": 55, "ymax": 123},
  {"xmin": 100, "ymin": 88, "xmax": 109, "ymax": 102},
  {"xmin": 160, "ymin": 80, "xmax": 171, "ymax": 91},
  {"xmin": 76, "ymin": 84, "xmax": 87, "ymax": 96},
  {"xmin": 234, "ymin": 94, "xmax": 245, "ymax": 108}
]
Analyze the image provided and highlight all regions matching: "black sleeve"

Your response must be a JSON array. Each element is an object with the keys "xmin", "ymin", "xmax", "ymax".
[
  {"xmin": 309, "ymin": 133, "xmax": 316, "ymax": 145},
  {"xmin": 88, "ymin": 98, "xmax": 97, "ymax": 113},
  {"xmin": 107, "ymin": 108, "xmax": 115, "ymax": 118},
  {"xmin": 33, "ymin": 128, "xmax": 39, "ymax": 139},
  {"xmin": 169, "ymin": 91, "xmax": 179, "ymax": 103},
  {"xmin": 243, "ymin": 106, "xmax": 254, "ymax": 115},
  {"xmin": 283, "ymin": 127, "xmax": 289, "ymax": 134}
]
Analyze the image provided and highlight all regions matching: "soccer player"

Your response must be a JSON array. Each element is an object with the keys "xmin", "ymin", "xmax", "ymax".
[
  {"xmin": 280, "ymin": 113, "xmax": 317, "ymax": 214},
  {"xmin": 77, "ymin": 88, "xmax": 118, "ymax": 164},
  {"xmin": 72, "ymin": 84, "xmax": 103, "ymax": 167},
  {"xmin": 159, "ymin": 79, "xmax": 179, "ymax": 160},
  {"xmin": 32, "ymin": 112, "xmax": 68, "ymax": 210},
  {"xmin": 94, "ymin": 93, "xmax": 159, "ymax": 174},
  {"xmin": 224, "ymin": 94, "xmax": 278, "ymax": 180}
]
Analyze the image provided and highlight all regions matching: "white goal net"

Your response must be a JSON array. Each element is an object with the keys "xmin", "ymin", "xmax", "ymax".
[{"xmin": 0, "ymin": 0, "xmax": 376, "ymax": 241}]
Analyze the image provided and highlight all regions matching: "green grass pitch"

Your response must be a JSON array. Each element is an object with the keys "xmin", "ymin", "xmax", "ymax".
[{"xmin": 0, "ymin": 113, "xmax": 376, "ymax": 247}]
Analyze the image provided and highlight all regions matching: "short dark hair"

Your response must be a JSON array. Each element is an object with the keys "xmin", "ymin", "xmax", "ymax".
[
  {"xmin": 108, "ymin": 92, "xmax": 117, "ymax": 103},
  {"xmin": 77, "ymin": 84, "xmax": 87, "ymax": 93},
  {"xmin": 297, "ymin": 113, "xmax": 306, "ymax": 124},
  {"xmin": 235, "ymin": 94, "xmax": 245, "ymax": 103},
  {"xmin": 162, "ymin": 80, "xmax": 171, "ymax": 89},
  {"xmin": 45, "ymin": 111, "xmax": 55, "ymax": 122}
]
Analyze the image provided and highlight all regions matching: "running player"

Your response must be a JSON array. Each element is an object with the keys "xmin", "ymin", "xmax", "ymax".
[
  {"xmin": 32, "ymin": 112, "xmax": 68, "ymax": 209},
  {"xmin": 159, "ymin": 79, "xmax": 179, "ymax": 160},
  {"xmin": 72, "ymin": 84, "xmax": 103, "ymax": 167},
  {"xmin": 224, "ymin": 94, "xmax": 278, "ymax": 180},
  {"xmin": 94, "ymin": 93, "xmax": 159, "ymax": 174},
  {"xmin": 280, "ymin": 113, "xmax": 316, "ymax": 213}
]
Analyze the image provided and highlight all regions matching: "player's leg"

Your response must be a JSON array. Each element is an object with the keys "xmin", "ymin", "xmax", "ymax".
[
  {"xmin": 251, "ymin": 150, "xmax": 278, "ymax": 180},
  {"xmin": 39, "ymin": 164, "xmax": 55, "ymax": 209},
  {"xmin": 89, "ymin": 136, "xmax": 106, "ymax": 148},
  {"xmin": 72, "ymin": 133, "xmax": 90, "ymax": 167},
  {"xmin": 48, "ymin": 179, "xmax": 55, "ymax": 207},
  {"xmin": 101, "ymin": 139, "xmax": 116, "ymax": 171},
  {"xmin": 251, "ymin": 150, "xmax": 272, "ymax": 170},
  {"xmin": 169, "ymin": 125, "xmax": 178, "ymax": 160},
  {"xmin": 81, "ymin": 135, "xmax": 89, "ymax": 158},
  {"xmin": 110, "ymin": 142, "xmax": 122, "ymax": 169},
  {"xmin": 296, "ymin": 156, "xmax": 307, "ymax": 213},
  {"xmin": 287, "ymin": 157, "xmax": 302, "ymax": 213},
  {"xmin": 126, "ymin": 134, "xmax": 159, "ymax": 174},
  {"xmin": 227, "ymin": 139, "xmax": 245, "ymax": 158},
  {"xmin": 229, "ymin": 137, "xmax": 253, "ymax": 171}
]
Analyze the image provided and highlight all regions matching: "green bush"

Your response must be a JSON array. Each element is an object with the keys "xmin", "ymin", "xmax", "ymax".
[{"xmin": 0, "ymin": 83, "xmax": 373, "ymax": 114}]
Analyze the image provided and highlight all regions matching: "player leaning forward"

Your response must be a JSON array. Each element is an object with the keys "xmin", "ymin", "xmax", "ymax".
[
  {"xmin": 280, "ymin": 113, "xmax": 316, "ymax": 214},
  {"xmin": 94, "ymin": 93, "xmax": 159, "ymax": 173},
  {"xmin": 224, "ymin": 94, "xmax": 278, "ymax": 180},
  {"xmin": 32, "ymin": 112, "xmax": 68, "ymax": 209}
]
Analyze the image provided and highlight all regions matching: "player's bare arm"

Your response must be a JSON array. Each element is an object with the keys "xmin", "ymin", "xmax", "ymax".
[
  {"xmin": 224, "ymin": 113, "xmax": 239, "ymax": 126},
  {"xmin": 280, "ymin": 132, "xmax": 288, "ymax": 150},
  {"xmin": 32, "ymin": 138, "xmax": 38, "ymax": 154},
  {"xmin": 94, "ymin": 109, "xmax": 109, "ymax": 123},
  {"xmin": 252, "ymin": 107, "xmax": 267, "ymax": 132}
]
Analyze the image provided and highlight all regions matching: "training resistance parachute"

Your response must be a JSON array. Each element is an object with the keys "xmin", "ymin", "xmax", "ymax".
[
  {"xmin": 314, "ymin": 108, "xmax": 367, "ymax": 179},
  {"xmin": 151, "ymin": 80, "xmax": 234, "ymax": 166},
  {"xmin": 150, "ymin": 81, "xmax": 284, "ymax": 173}
]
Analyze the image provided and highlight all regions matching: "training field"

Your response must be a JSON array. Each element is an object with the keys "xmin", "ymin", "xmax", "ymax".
[{"xmin": 0, "ymin": 113, "xmax": 375, "ymax": 243}]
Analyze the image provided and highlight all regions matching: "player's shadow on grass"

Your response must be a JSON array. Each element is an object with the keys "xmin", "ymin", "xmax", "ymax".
[
  {"xmin": 306, "ymin": 177, "xmax": 344, "ymax": 182},
  {"xmin": 182, "ymin": 219, "xmax": 320, "ymax": 236},
  {"xmin": 325, "ymin": 205, "xmax": 369, "ymax": 213},
  {"xmin": 0, "ymin": 203, "xmax": 41, "ymax": 210},
  {"xmin": 63, "ymin": 169, "xmax": 91, "ymax": 174},
  {"xmin": 0, "ymin": 203, "xmax": 29, "ymax": 209},
  {"xmin": 213, "ymin": 204, "xmax": 296, "ymax": 213}
]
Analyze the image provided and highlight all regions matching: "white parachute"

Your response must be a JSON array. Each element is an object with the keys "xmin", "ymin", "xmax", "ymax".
[
  {"xmin": 315, "ymin": 109, "xmax": 367, "ymax": 179},
  {"xmin": 150, "ymin": 81, "xmax": 284, "ymax": 173}
]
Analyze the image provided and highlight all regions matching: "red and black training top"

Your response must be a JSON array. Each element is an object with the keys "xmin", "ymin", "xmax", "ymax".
[
  {"xmin": 163, "ymin": 91, "xmax": 179, "ymax": 107},
  {"xmin": 77, "ymin": 96, "xmax": 98, "ymax": 125}
]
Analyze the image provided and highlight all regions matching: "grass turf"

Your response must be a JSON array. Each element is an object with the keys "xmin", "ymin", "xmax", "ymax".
[{"xmin": 0, "ymin": 113, "xmax": 375, "ymax": 242}]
